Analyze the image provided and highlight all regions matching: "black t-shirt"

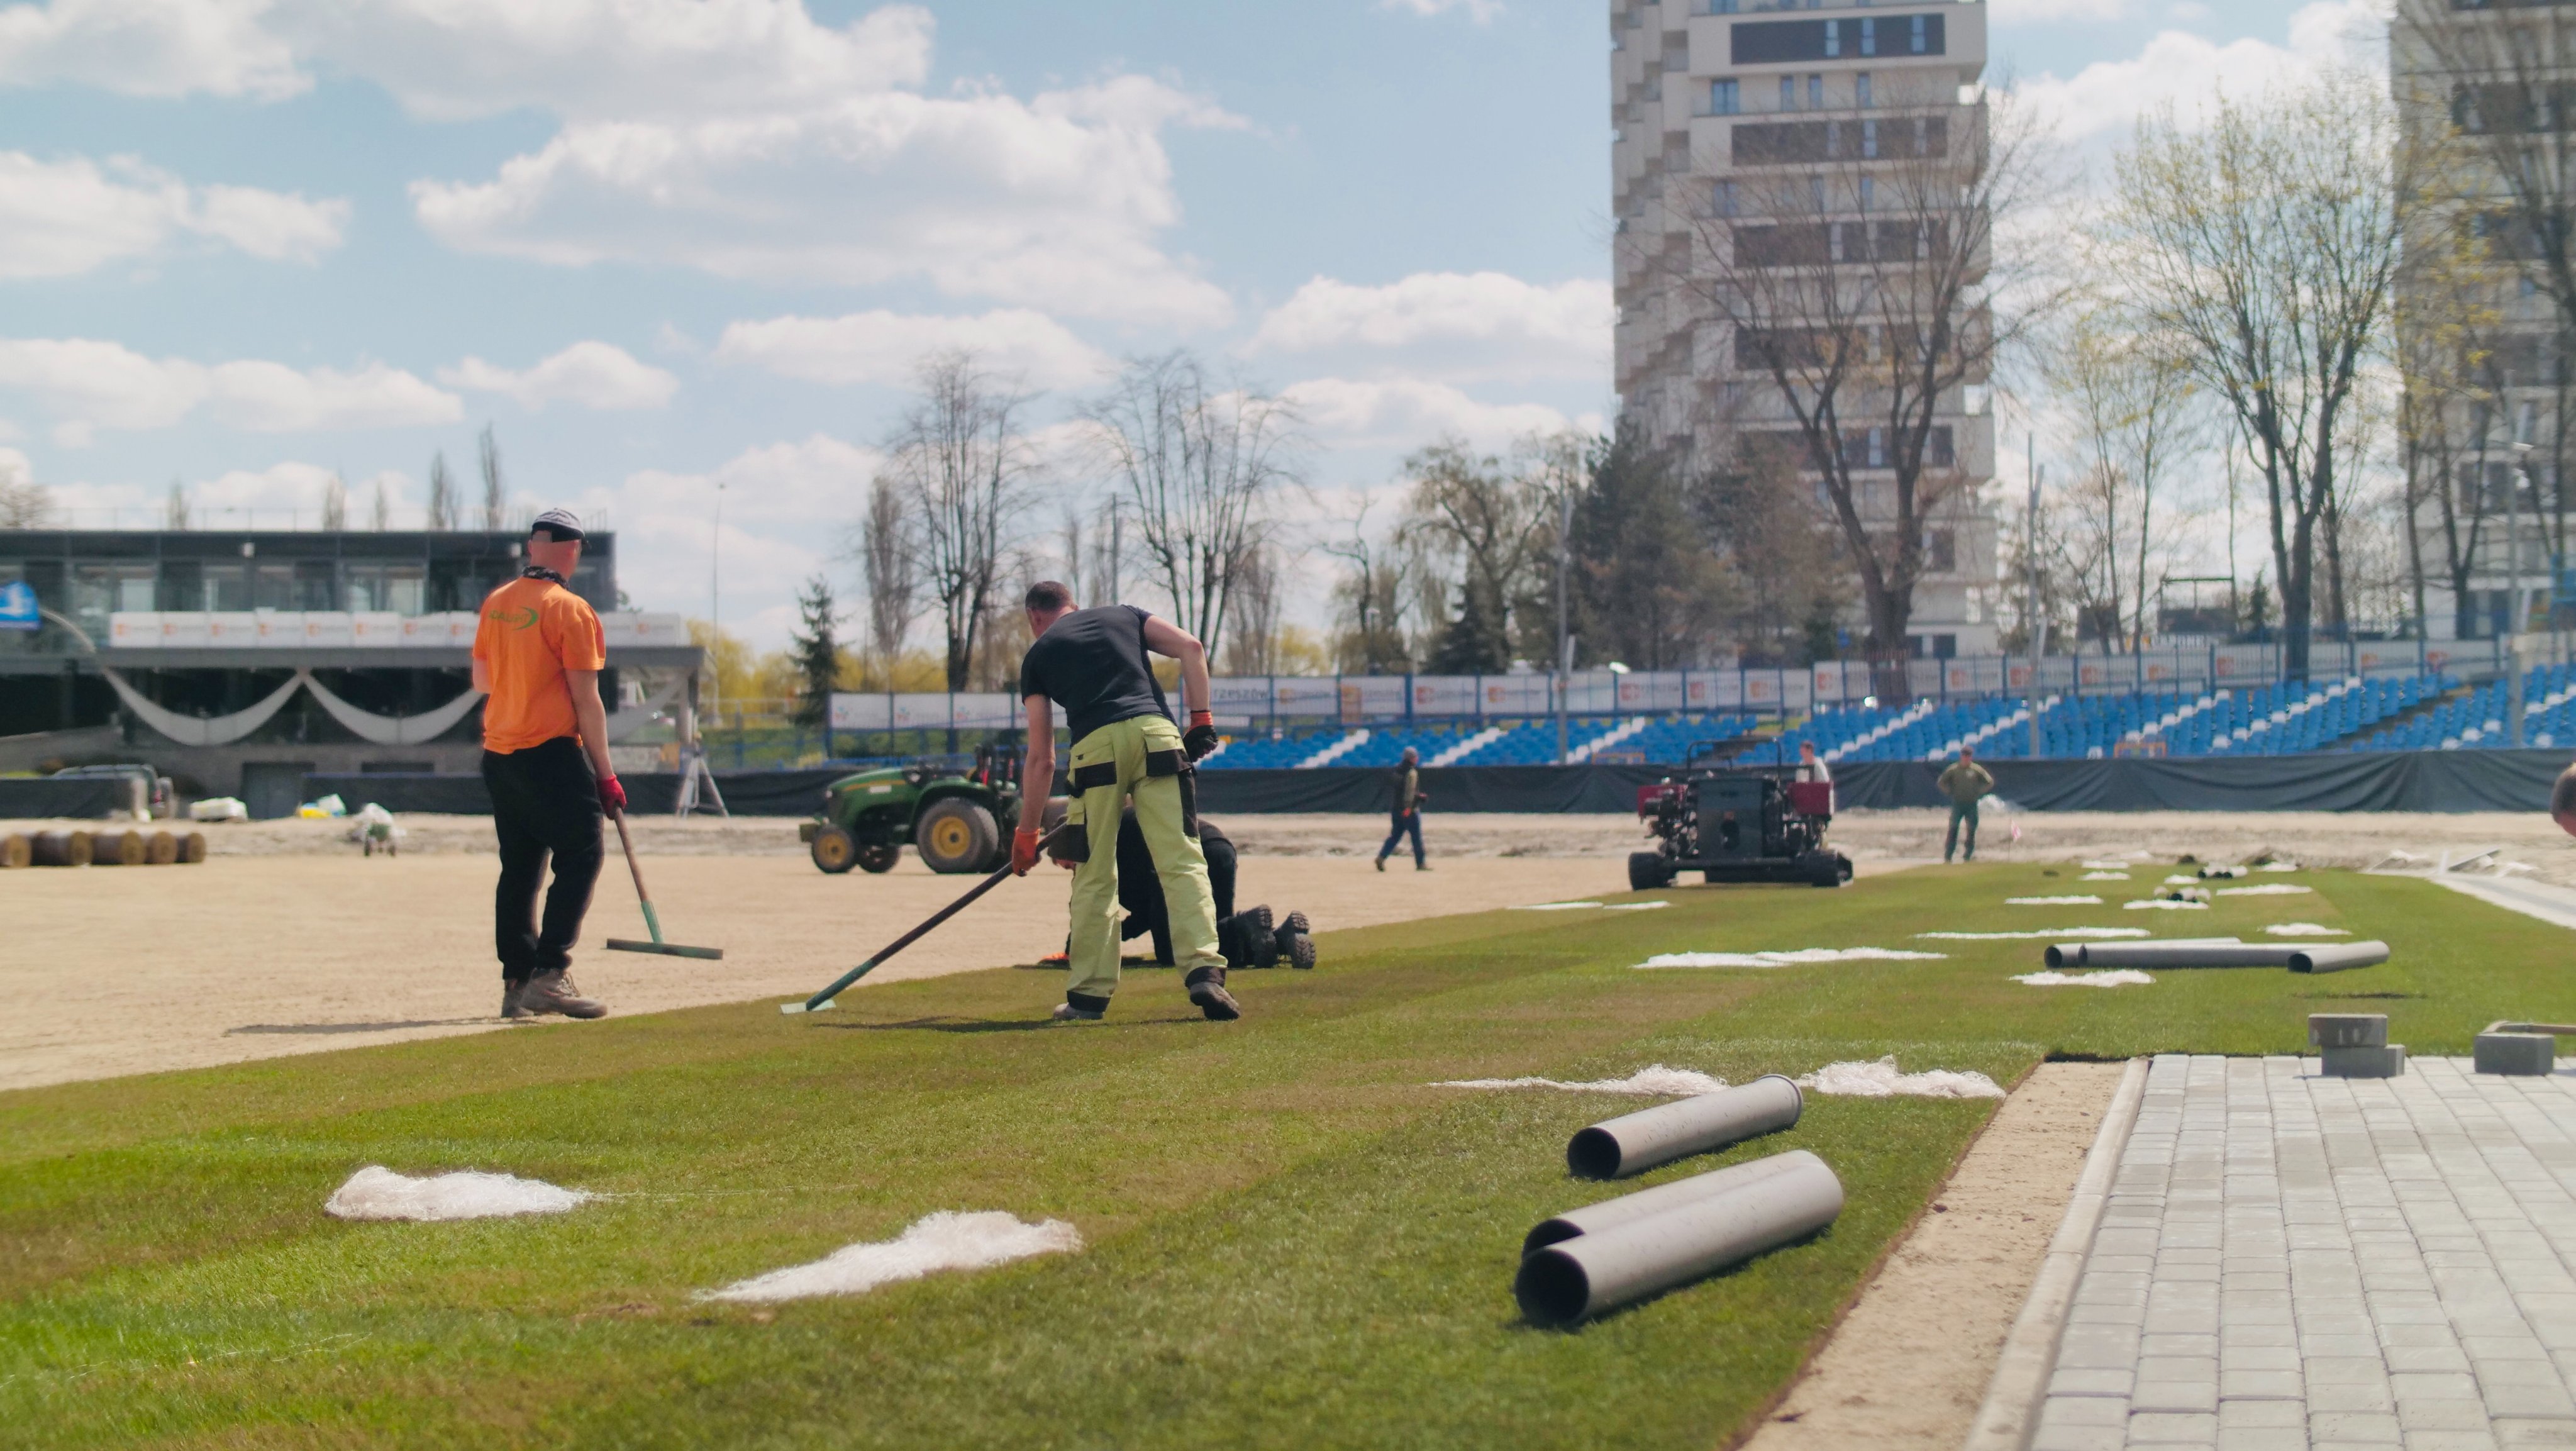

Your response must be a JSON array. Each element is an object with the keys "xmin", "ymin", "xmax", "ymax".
[{"xmin": 1020, "ymin": 604, "xmax": 1170, "ymax": 744}]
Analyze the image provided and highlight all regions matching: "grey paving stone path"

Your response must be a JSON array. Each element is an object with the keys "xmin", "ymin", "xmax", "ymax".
[{"xmin": 2031, "ymin": 1054, "xmax": 2576, "ymax": 1451}]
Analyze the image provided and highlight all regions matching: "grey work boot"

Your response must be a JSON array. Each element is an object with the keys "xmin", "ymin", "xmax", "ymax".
[
  {"xmin": 1050, "ymin": 1001, "xmax": 1104, "ymax": 1024},
  {"xmin": 1184, "ymin": 965, "xmax": 1241, "ymax": 1021},
  {"xmin": 1275, "ymin": 911, "xmax": 1315, "ymax": 970},
  {"xmin": 516, "ymin": 970, "xmax": 607, "ymax": 1020},
  {"xmin": 501, "ymin": 979, "xmax": 527, "ymax": 1018}
]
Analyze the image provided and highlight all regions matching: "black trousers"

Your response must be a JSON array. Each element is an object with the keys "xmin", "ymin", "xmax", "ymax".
[
  {"xmin": 482, "ymin": 736, "xmax": 604, "ymax": 981},
  {"xmin": 1119, "ymin": 818, "xmax": 1235, "ymax": 965},
  {"xmin": 1377, "ymin": 811, "xmax": 1424, "ymax": 866}
]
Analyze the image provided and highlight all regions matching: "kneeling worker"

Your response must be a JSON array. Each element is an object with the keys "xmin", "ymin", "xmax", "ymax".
[
  {"xmin": 472, "ymin": 507, "xmax": 626, "ymax": 1020},
  {"xmin": 1014, "ymin": 581, "xmax": 1237, "ymax": 1023}
]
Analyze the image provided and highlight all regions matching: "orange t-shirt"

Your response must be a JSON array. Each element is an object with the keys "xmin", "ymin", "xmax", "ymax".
[{"xmin": 472, "ymin": 576, "xmax": 607, "ymax": 753}]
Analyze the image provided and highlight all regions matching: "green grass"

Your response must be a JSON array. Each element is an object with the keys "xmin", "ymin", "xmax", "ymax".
[{"xmin": 3, "ymin": 864, "xmax": 2569, "ymax": 1448}]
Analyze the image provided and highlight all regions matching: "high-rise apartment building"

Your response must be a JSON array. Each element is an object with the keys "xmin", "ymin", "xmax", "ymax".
[
  {"xmin": 2390, "ymin": 0, "xmax": 2572, "ymax": 644},
  {"xmin": 1611, "ymin": 0, "xmax": 2000, "ymax": 659}
]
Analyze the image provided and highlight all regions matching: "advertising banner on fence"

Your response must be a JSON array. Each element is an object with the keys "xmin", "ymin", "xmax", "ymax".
[
  {"xmin": 1480, "ymin": 674, "xmax": 1551, "ymax": 714},
  {"xmin": 1413, "ymin": 675, "xmax": 1475, "ymax": 717},
  {"xmin": 1340, "ymin": 675, "xmax": 1406, "ymax": 722}
]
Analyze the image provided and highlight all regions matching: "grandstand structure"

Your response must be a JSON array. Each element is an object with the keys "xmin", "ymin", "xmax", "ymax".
[{"xmin": 1194, "ymin": 666, "xmax": 2576, "ymax": 768}]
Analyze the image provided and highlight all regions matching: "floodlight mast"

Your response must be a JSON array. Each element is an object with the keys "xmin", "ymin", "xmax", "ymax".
[
  {"xmin": 1555, "ymin": 482, "xmax": 1573, "ymax": 764},
  {"xmin": 2026, "ymin": 433, "xmax": 2045, "ymax": 761}
]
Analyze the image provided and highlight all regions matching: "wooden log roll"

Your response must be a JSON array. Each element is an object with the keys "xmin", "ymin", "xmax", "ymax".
[
  {"xmin": 146, "ymin": 830, "xmax": 179, "ymax": 865},
  {"xmin": 0, "ymin": 833, "xmax": 29, "ymax": 869},
  {"xmin": 31, "ymin": 830, "xmax": 93, "ymax": 867},
  {"xmin": 91, "ymin": 830, "xmax": 148, "ymax": 867},
  {"xmin": 179, "ymin": 831, "xmax": 207, "ymax": 864}
]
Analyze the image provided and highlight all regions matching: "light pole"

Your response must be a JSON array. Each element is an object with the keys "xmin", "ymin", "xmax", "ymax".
[
  {"xmin": 2511, "ymin": 442, "xmax": 2537, "ymax": 746},
  {"xmin": 2026, "ymin": 435, "xmax": 2045, "ymax": 760},
  {"xmin": 1555, "ymin": 481, "xmax": 1574, "ymax": 764}
]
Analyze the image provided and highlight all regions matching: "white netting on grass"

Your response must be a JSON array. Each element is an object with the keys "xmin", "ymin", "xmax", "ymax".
[
  {"xmin": 324, "ymin": 1167, "xmax": 592, "ymax": 1222},
  {"xmin": 2216, "ymin": 884, "xmax": 2313, "ymax": 897},
  {"xmin": 1634, "ymin": 947, "xmax": 1947, "ymax": 969},
  {"xmin": 2013, "ymin": 970, "xmax": 2156, "ymax": 988},
  {"xmin": 1433, "ymin": 1064, "xmax": 1728, "ymax": 1096},
  {"xmin": 2009, "ymin": 896, "xmax": 2104, "ymax": 906},
  {"xmin": 2265, "ymin": 923, "xmax": 2350, "ymax": 937},
  {"xmin": 2125, "ymin": 899, "xmax": 2210, "ymax": 911},
  {"xmin": 1794, "ymin": 1056, "xmax": 2005, "ymax": 1099},
  {"xmin": 1917, "ymin": 928, "xmax": 2150, "ymax": 941},
  {"xmin": 700, "ymin": 1211, "xmax": 1081, "ymax": 1304}
]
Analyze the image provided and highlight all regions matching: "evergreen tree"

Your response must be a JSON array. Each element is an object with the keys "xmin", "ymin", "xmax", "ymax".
[
  {"xmin": 790, "ymin": 574, "xmax": 841, "ymax": 729},
  {"xmin": 1425, "ymin": 586, "xmax": 1509, "ymax": 675}
]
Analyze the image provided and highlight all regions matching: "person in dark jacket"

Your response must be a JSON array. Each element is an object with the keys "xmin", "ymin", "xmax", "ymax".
[
  {"xmin": 1115, "ymin": 808, "xmax": 1314, "ymax": 970},
  {"xmin": 1375, "ymin": 747, "xmax": 1429, "ymax": 871}
]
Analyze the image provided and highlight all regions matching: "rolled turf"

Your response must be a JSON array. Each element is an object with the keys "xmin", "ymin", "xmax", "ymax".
[{"xmin": 0, "ymin": 866, "xmax": 2562, "ymax": 1449}]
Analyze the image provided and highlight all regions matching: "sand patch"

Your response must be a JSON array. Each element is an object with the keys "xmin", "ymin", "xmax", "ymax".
[
  {"xmin": 1602, "ymin": 901, "xmax": 1671, "ymax": 911},
  {"xmin": 700, "ymin": 1211, "xmax": 1081, "ymax": 1304},
  {"xmin": 2265, "ymin": 923, "xmax": 2349, "ymax": 937},
  {"xmin": 2012, "ymin": 970, "xmax": 2155, "ymax": 988},
  {"xmin": 1797, "ymin": 1056, "xmax": 2006, "ymax": 1099},
  {"xmin": 1433, "ymin": 1064, "xmax": 1728, "ymax": 1096},
  {"xmin": 1635, "ymin": 948, "xmax": 1948, "ymax": 969},
  {"xmin": 324, "ymin": 1166, "xmax": 592, "ymax": 1221},
  {"xmin": 1740, "ymin": 1062, "xmax": 2130, "ymax": 1451},
  {"xmin": 1917, "ymin": 928, "xmax": 2149, "ymax": 942}
]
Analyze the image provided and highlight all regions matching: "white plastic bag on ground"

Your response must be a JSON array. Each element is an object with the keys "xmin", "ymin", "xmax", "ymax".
[
  {"xmin": 325, "ymin": 1166, "xmax": 591, "ymax": 1221},
  {"xmin": 701, "ymin": 1211, "xmax": 1080, "ymax": 1304},
  {"xmin": 189, "ymin": 796, "xmax": 248, "ymax": 823}
]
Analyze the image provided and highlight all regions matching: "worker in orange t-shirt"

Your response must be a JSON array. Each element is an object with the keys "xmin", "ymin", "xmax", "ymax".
[{"xmin": 471, "ymin": 508, "xmax": 626, "ymax": 1021}]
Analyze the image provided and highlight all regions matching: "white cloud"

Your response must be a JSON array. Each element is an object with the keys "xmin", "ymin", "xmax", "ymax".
[
  {"xmin": 1249, "ymin": 272, "xmax": 1612, "ymax": 382},
  {"xmin": 1381, "ymin": 0, "xmax": 1502, "ymax": 19},
  {"xmin": 440, "ymin": 341, "xmax": 679, "ymax": 411},
  {"xmin": 0, "ymin": 0, "xmax": 303, "ymax": 100},
  {"xmin": 714, "ymin": 309, "xmax": 1113, "ymax": 391},
  {"xmin": 0, "ymin": 3, "xmax": 1243, "ymax": 325},
  {"xmin": 0, "ymin": 150, "xmax": 347, "ymax": 277},
  {"xmin": 2021, "ymin": 0, "xmax": 2383, "ymax": 143},
  {"xmin": 1991, "ymin": 0, "xmax": 2127, "ymax": 23},
  {"xmin": 596, "ymin": 432, "xmax": 884, "ymax": 632},
  {"xmin": 409, "ymin": 74, "xmax": 1241, "ymax": 325},
  {"xmin": 0, "ymin": 337, "xmax": 459, "ymax": 438},
  {"xmin": 1280, "ymin": 376, "xmax": 1596, "ymax": 452}
]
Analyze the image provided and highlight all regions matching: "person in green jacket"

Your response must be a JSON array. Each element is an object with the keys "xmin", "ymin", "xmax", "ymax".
[{"xmin": 1936, "ymin": 745, "xmax": 1995, "ymax": 863}]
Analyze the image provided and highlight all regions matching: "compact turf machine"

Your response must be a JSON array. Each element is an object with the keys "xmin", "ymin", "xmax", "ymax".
[{"xmin": 1629, "ymin": 758, "xmax": 1852, "ymax": 891}]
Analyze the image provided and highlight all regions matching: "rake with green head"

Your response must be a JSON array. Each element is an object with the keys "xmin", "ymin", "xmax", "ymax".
[{"xmin": 604, "ymin": 813, "xmax": 725, "ymax": 960}]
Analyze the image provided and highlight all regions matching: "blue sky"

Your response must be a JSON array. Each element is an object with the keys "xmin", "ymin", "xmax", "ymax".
[{"xmin": 0, "ymin": 0, "xmax": 2368, "ymax": 645}]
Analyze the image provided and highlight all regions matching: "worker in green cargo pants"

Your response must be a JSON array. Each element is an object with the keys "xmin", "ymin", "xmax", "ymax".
[{"xmin": 1013, "ymin": 581, "xmax": 1239, "ymax": 1024}]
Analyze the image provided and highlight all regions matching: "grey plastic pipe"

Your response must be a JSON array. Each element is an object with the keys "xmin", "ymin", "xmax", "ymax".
[
  {"xmin": 1565, "ymin": 1074, "xmax": 1802, "ymax": 1179},
  {"xmin": 1525, "ymin": 1149, "xmax": 1826, "ymax": 1254},
  {"xmin": 1516, "ymin": 1150, "xmax": 1845, "ymax": 1325},
  {"xmin": 2289, "ymin": 941, "xmax": 2390, "ymax": 974},
  {"xmin": 2048, "ymin": 940, "xmax": 2298, "ymax": 970}
]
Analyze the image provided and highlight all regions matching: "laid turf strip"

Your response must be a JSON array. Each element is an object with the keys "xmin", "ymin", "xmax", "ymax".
[{"xmin": 2, "ymin": 867, "xmax": 2567, "ymax": 1448}]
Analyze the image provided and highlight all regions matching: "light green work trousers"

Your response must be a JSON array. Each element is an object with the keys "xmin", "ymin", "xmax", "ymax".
[{"xmin": 1065, "ymin": 714, "xmax": 1221, "ymax": 1002}]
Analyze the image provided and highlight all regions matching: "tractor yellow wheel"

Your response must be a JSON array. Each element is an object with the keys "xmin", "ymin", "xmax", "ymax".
[
  {"xmin": 811, "ymin": 825, "xmax": 860, "ymax": 875},
  {"xmin": 914, "ymin": 799, "xmax": 1000, "ymax": 874}
]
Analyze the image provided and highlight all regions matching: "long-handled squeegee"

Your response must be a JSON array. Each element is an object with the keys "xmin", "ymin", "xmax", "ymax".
[
  {"xmin": 605, "ymin": 814, "xmax": 726, "ymax": 960},
  {"xmin": 782, "ymin": 824, "xmax": 1073, "ymax": 1015}
]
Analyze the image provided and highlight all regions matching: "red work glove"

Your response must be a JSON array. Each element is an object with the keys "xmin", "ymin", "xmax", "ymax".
[
  {"xmin": 596, "ymin": 773, "xmax": 627, "ymax": 818},
  {"xmin": 1011, "ymin": 826, "xmax": 1043, "ymax": 876}
]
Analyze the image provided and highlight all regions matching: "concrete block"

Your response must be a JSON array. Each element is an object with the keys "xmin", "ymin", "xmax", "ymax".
[
  {"xmin": 2313, "ymin": 1014, "xmax": 2392, "ymax": 1048},
  {"xmin": 2477, "ymin": 1033, "xmax": 2557, "ymax": 1077},
  {"xmin": 2324, "ymin": 1043, "xmax": 2409, "ymax": 1079}
]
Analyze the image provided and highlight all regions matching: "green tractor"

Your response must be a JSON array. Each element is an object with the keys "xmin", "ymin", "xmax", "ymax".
[{"xmin": 799, "ymin": 744, "xmax": 1032, "ymax": 876}]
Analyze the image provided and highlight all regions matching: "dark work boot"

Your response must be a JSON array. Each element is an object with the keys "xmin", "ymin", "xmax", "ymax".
[
  {"xmin": 1239, "ymin": 906, "xmax": 1277, "ymax": 968},
  {"xmin": 1275, "ymin": 911, "xmax": 1315, "ymax": 970},
  {"xmin": 1184, "ymin": 965, "xmax": 1241, "ymax": 1021}
]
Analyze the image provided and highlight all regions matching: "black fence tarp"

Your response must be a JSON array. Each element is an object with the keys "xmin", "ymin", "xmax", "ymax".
[
  {"xmin": 0, "ymin": 777, "xmax": 135, "ymax": 820},
  {"xmin": 295, "ymin": 748, "xmax": 2576, "ymax": 819}
]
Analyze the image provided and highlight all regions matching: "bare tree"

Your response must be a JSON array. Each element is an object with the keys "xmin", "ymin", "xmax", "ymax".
[
  {"xmin": 1326, "ymin": 496, "xmax": 1418, "ymax": 675},
  {"xmin": 321, "ymin": 472, "xmax": 348, "ymax": 532},
  {"xmin": 0, "ymin": 460, "xmax": 52, "ymax": 528},
  {"xmin": 1648, "ymin": 86, "xmax": 2057, "ymax": 698},
  {"xmin": 2394, "ymin": 211, "xmax": 2506, "ymax": 641},
  {"xmin": 2042, "ymin": 304, "xmax": 2201, "ymax": 652},
  {"xmin": 1219, "ymin": 541, "xmax": 1284, "ymax": 676},
  {"xmin": 858, "ymin": 474, "xmax": 918, "ymax": 686},
  {"xmin": 370, "ymin": 477, "xmax": 391, "ymax": 532},
  {"xmin": 1082, "ymin": 351, "xmax": 1301, "ymax": 662},
  {"xmin": 1401, "ymin": 437, "xmax": 1557, "ymax": 674},
  {"xmin": 877, "ymin": 352, "xmax": 1038, "ymax": 691},
  {"xmin": 426, "ymin": 451, "xmax": 457, "ymax": 532},
  {"xmin": 2104, "ymin": 75, "xmax": 2400, "ymax": 677},
  {"xmin": 164, "ymin": 481, "xmax": 190, "ymax": 530},
  {"xmin": 478, "ymin": 425, "xmax": 504, "ymax": 531}
]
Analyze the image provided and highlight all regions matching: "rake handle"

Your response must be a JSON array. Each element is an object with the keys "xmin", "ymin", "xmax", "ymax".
[
  {"xmin": 794, "ymin": 822, "xmax": 1077, "ymax": 1013},
  {"xmin": 611, "ymin": 813, "xmax": 662, "ymax": 945}
]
